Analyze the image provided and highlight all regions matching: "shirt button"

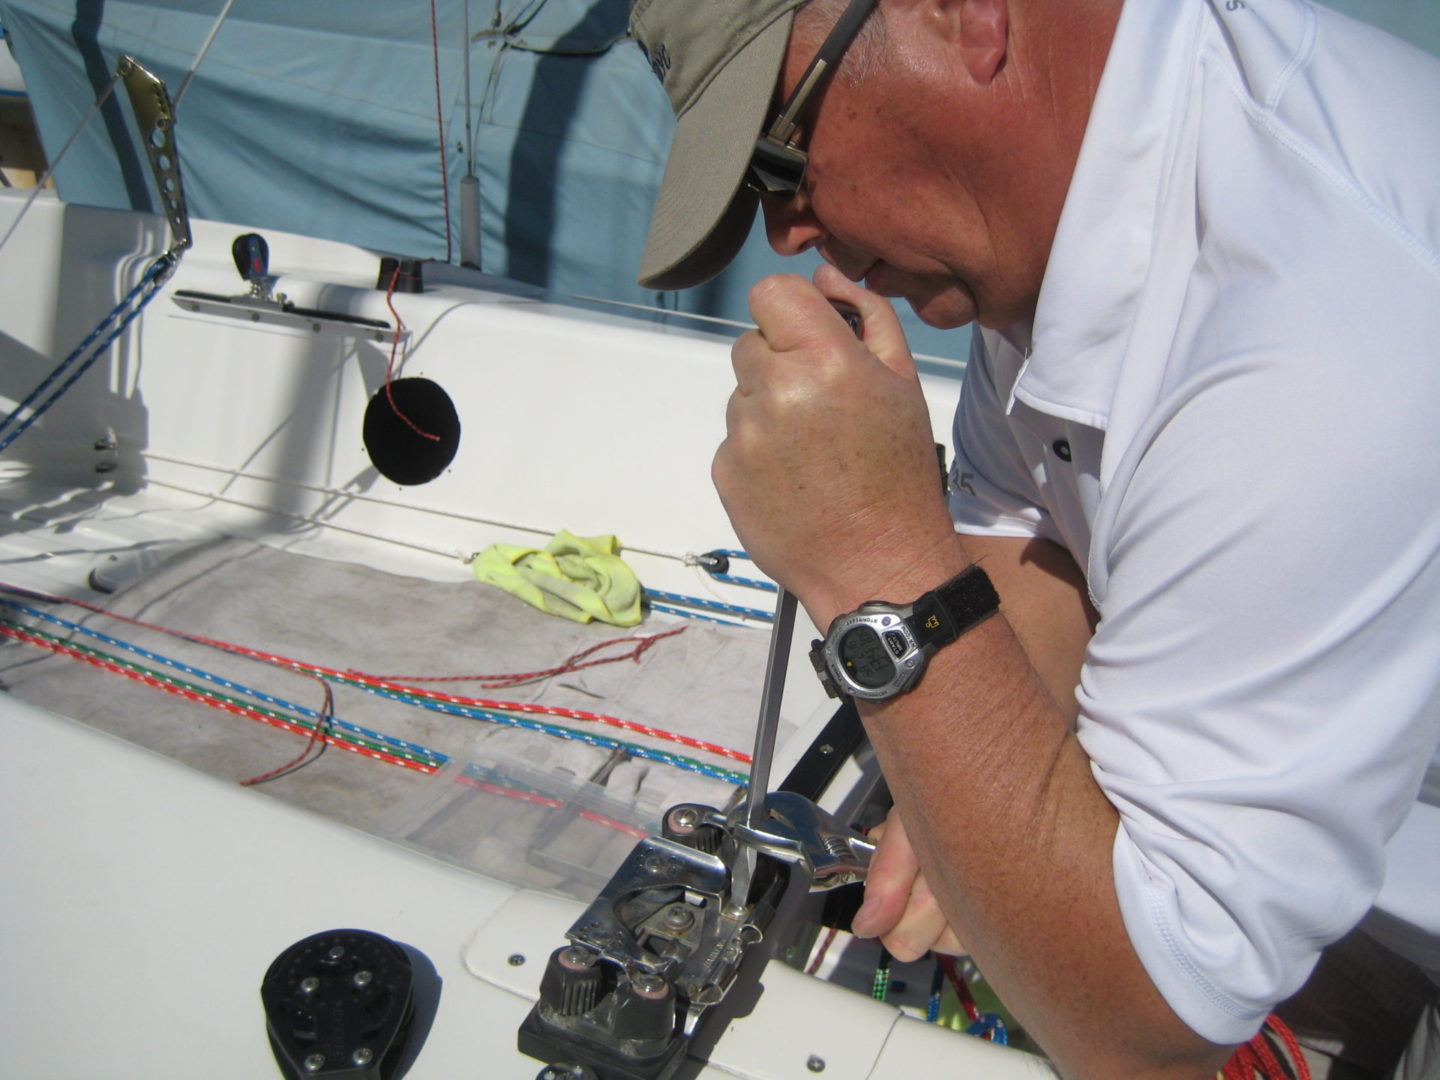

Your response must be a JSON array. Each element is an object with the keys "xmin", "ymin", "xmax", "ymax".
[{"xmin": 1052, "ymin": 438, "xmax": 1072, "ymax": 462}]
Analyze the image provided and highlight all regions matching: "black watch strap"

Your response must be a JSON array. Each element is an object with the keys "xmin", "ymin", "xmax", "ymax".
[{"xmin": 909, "ymin": 564, "xmax": 1000, "ymax": 650}]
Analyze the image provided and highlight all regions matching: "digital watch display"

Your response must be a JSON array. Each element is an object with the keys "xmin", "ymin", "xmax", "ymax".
[{"xmin": 809, "ymin": 565, "xmax": 999, "ymax": 702}]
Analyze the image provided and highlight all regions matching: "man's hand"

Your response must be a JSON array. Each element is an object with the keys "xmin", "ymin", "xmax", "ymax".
[
  {"xmin": 713, "ymin": 265, "xmax": 962, "ymax": 626},
  {"xmin": 851, "ymin": 806, "xmax": 968, "ymax": 961}
]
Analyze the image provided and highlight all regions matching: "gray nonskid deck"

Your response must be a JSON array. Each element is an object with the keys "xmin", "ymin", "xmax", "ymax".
[{"xmin": 0, "ymin": 536, "xmax": 781, "ymax": 896}]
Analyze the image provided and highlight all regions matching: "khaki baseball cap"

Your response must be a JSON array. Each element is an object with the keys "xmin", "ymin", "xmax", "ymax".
[{"xmin": 629, "ymin": 0, "xmax": 806, "ymax": 290}]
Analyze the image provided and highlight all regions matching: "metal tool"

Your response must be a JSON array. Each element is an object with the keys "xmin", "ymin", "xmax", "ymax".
[
  {"xmin": 731, "ymin": 791, "xmax": 876, "ymax": 890},
  {"xmin": 727, "ymin": 586, "xmax": 797, "ymax": 911},
  {"xmin": 516, "ymin": 298, "xmax": 875, "ymax": 1080},
  {"xmin": 728, "ymin": 298, "xmax": 862, "ymax": 910}
]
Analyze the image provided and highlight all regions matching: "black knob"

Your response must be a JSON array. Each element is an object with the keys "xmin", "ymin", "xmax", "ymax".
[{"xmin": 232, "ymin": 232, "xmax": 269, "ymax": 284}]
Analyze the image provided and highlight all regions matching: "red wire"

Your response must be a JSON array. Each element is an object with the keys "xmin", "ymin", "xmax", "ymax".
[
  {"xmin": 238, "ymin": 679, "xmax": 335, "ymax": 786},
  {"xmin": 367, "ymin": 628, "xmax": 685, "ymax": 687},
  {"xmin": 381, "ymin": 263, "xmax": 440, "ymax": 442}
]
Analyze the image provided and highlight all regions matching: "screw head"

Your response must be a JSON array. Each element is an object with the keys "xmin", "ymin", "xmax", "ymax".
[
  {"xmin": 662, "ymin": 904, "xmax": 695, "ymax": 931},
  {"xmin": 351, "ymin": 1047, "xmax": 374, "ymax": 1066},
  {"xmin": 303, "ymin": 1053, "xmax": 326, "ymax": 1072},
  {"xmin": 807, "ymin": 1055, "xmax": 826, "ymax": 1073},
  {"xmin": 508, "ymin": 953, "xmax": 527, "ymax": 966},
  {"xmin": 630, "ymin": 972, "xmax": 670, "ymax": 999},
  {"xmin": 559, "ymin": 946, "xmax": 595, "ymax": 971},
  {"xmin": 667, "ymin": 806, "xmax": 699, "ymax": 833}
]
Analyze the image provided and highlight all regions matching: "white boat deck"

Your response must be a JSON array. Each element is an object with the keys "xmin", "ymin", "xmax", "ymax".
[{"xmin": 0, "ymin": 189, "xmax": 1056, "ymax": 1078}]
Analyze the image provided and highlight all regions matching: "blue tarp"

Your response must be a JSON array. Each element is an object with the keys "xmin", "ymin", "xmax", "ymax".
[{"xmin": 2, "ymin": 0, "xmax": 1437, "ymax": 361}]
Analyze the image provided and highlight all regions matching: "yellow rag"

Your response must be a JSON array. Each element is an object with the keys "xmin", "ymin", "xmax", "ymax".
[{"xmin": 471, "ymin": 530, "xmax": 642, "ymax": 627}]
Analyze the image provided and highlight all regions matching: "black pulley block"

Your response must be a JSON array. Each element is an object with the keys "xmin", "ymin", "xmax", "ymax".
[{"xmin": 261, "ymin": 928, "xmax": 416, "ymax": 1079}]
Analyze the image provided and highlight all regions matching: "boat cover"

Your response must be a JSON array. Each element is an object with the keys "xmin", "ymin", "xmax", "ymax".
[{"xmin": 0, "ymin": 0, "xmax": 1435, "ymax": 356}]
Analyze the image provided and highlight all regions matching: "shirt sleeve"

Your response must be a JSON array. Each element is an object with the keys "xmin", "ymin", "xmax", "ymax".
[{"xmin": 1078, "ymin": 329, "xmax": 1440, "ymax": 1044}]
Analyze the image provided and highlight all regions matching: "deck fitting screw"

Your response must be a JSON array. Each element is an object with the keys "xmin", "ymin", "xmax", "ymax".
[
  {"xmin": 508, "ymin": 953, "xmax": 526, "ymax": 966},
  {"xmin": 351, "ymin": 1048, "xmax": 374, "ymax": 1066},
  {"xmin": 807, "ymin": 1056, "xmax": 826, "ymax": 1073},
  {"xmin": 662, "ymin": 905, "xmax": 695, "ymax": 931},
  {"xmin": 303, "ymin": 1053, "xmax": 325, "ymax": 1072}
]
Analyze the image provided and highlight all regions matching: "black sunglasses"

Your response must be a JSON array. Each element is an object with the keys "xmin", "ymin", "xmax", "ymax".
[{"xmin": 746, "ymin": 0, "xmax": 879, "ymax": 196}]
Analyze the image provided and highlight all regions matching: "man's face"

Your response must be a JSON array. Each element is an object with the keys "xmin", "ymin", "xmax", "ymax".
[{"xmin": 758, "ymin": 11, "xmax": 1062, "ymax": 331}]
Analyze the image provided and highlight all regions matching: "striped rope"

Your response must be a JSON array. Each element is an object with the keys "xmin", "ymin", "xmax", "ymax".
[
  {"xmin": 0, "ymin": 602, "xmax": 748, "ymax": 786},
  {"xmin": 0, "ymin": 253, "xmax": 176, "ymax": 454}
]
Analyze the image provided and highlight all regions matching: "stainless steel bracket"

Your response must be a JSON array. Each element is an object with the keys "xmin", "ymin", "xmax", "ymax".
[{"xmin": 118, "ymin": 55, "xmax": 192, "ymax": 257}]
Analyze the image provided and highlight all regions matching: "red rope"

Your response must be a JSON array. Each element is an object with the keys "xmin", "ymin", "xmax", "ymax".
[
  {"xmin": 0, "ymin": 623, "xmax": 435, "ymax": 774},
  {"xmin": 1218, "ymin": 1014, "xmax": 1312, "ymax": 1080},
  {"xmin": 381, "ymin": 262, "xmax": 440, "ymax": 441},
  {"xmin": 937, "ymin": 955, "xmax": 982, "ymax": 1023},
  {"xmin": 0, "ymin": 586, "xmax": 746, "ymax": 764}
]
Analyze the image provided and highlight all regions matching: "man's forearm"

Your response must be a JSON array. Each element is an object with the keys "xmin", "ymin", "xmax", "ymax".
[{"xmin": 819, "ymin": 535, "xmax": 1228, "ymax": 1079}]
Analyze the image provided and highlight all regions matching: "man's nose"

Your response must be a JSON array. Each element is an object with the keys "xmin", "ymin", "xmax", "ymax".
[{"xmin": 761, "ymin": 192, "xmax": 827, "ymax": 257}]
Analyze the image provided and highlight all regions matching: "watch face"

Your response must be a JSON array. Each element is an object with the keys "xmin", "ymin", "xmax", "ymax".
[{"xmin": 837, "ymin": 625, "xmax": 897, "ymax": 690}]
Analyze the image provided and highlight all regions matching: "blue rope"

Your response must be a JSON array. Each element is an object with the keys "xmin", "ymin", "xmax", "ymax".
[
  {"xmin": 709, "ymin": 573, "xmax": 777, "ymax": 593},
  {"xmin": 692, "ymin": 549, "xmax": 777, "ymax": 593},
  {"xmin": 0, "ymin": 253, "xmax": 175, "ymax": 455},
  {"xmin": 645, "ymin": 602, "xmax": 750, "ymax": 628},
  {"xmin": 643, "ymin": 588, "xmax": 774, "ymax": 623},
  {"xmin": 0, "ymin": 599, "xmax": 444, "ymax": 766},
  {"xmin": 0, "ymin": 596, "xmax": 746, "ymax": 785},
  {"xmin": 967, "ymin": 1014, "xmax": 1009, "ymax": 1045}
]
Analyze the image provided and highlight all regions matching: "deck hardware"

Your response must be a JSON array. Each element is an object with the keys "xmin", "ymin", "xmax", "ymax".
[
  {"xmin": 262, "ymin": 928, "xmax": 420, "ymax": 1079},
  {"xmin": 117, "ymin": 57, "xmax": 192, "ymax": 258},
  {"xmin": 518, "ymin": 792, "xmax": 873, "ymax": 1080},
  {"xmin": 172, "ymin": 230, "xmax": 404, "ymax": 344},
  {"xmin": 362, "ymin": 377, "xmax": 460, "ymax": 486}
]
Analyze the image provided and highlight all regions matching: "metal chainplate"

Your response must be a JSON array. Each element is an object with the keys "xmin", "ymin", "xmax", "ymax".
[{"xmin": 118, "ymin": 55, "xmax": 192, "ymax": 255}]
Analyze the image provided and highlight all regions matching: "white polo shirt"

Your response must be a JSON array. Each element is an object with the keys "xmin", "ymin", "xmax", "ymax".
[{"xmin": 948, "ymin": 0, "xmax": 1440, "ymax": 1045}]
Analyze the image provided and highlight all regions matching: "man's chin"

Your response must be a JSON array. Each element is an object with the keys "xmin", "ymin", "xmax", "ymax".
[{"xmin": 903, "ymin": 293, "xmax": 978, "ymax": 331}]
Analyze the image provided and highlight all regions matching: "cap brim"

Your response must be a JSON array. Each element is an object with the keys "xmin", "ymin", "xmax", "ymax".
[{"xmin": 637, "ymin": 13, "xmax": 793, "ymax": 291}]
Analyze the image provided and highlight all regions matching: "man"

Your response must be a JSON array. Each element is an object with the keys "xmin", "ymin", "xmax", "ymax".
[{"xmin": 628, "ymin": 1, "xmax": 1440, "ymax": 1077}]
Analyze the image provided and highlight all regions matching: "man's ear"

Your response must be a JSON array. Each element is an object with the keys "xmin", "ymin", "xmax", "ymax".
[
  {"xmin": 921, "ymin": 0, "xmax": 1008, "ymax": 83},
  {"xmin": 957, "ymin": 0, "xmax": 1008, "ymax": 83}
]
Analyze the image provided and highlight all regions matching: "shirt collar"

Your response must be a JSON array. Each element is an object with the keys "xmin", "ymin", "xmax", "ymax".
[{"xmin": 1008, "ymin": 0, "xmax": 1205, "ymax": 430}]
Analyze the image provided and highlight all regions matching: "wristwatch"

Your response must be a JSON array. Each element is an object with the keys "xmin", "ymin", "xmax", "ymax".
[{"xmin": 808, "ymin": 565, "xmax": 999, "ymax": 701}]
